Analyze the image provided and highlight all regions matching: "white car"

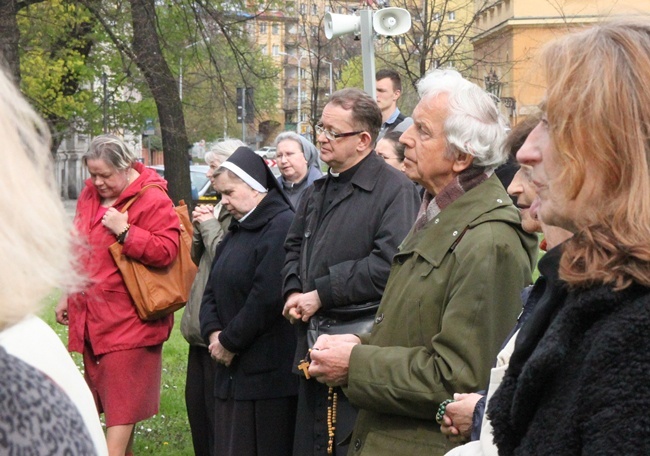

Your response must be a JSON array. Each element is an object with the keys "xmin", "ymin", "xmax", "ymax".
[
  {"xmin": 148, "ymin": 164, "xmax": 217, "ymax": 202},
  {"xmin": 254, "ymin": 146, "xmax": 276, "ymax": 159}
]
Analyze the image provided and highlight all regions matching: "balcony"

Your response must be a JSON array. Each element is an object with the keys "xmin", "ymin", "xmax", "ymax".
[{"xmin": 283, "ymin": 98, "xmax": 298, "ymax": 110}]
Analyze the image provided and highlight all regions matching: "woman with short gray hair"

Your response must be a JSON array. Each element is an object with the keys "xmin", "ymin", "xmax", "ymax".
[
  {"xmin": 57, "ymin": 133, "xmax": 180, "ymax": 455},
  {"xmin": 274, "ymin": 132, "xmax": 323, "ymax": 207}
]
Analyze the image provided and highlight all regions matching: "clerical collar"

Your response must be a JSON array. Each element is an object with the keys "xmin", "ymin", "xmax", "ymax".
[{"xmin": 327, "ymin": 153, "xmax": 370, "ymax": 184}]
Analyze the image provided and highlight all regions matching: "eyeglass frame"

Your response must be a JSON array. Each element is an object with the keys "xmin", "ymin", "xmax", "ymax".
[{"xmin": 315, "ymin": 123, "xmax": 365, "ymax": 141}]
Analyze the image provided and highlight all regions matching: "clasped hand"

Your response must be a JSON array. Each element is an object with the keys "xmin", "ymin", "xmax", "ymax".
[
  {"xmin": 208, "ymin": 331, "xmax": 235, "ymax": 367},
  {"xmin": 282, "ymin": 290, "xmax": 322, "ymax": 323},
  {"xmin": 440, "ymin": 392, "xmax": 483, "ymax": 443},
  {"xmin": 307, "ymin": 334, "xmax": 360, "ymax": 387},
  {"xmin": 102, "ymin": 207, "xmax": 129, "ymax": 236},
  {"xmin": 192, "ymin": 205, "xmax": 215, "ymax": 224}
]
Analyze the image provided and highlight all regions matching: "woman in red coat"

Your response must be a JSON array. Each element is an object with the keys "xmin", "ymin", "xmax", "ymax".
[{"xmin": 56, "ymin": 135, "xmax": 180, "ymax": 456}]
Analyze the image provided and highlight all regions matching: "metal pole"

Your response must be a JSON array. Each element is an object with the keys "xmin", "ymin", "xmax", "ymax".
[
  {"xmin": 359, "ymin": 9, "xmax": 377, "ymax": 99},
  {"xmin": 179, "ymin": 56, "xmax": 183, "ymax": 101},
  {"xmin": 297, "ymin": 56, "xmax": 302, "ymax": 135},
  {"xmin": 102, "ymin": 72, "xmax": 108, "ymax": 133},
  {"xmin": 242, "ymin": 87, "xmax": 247, "ymax": 144},
  {"xmin": 323, "ymin": 59, "xmax": 333, "ymax": 96},
  {"xmin": 223, "ymin": 89, "xmax": 228, "ymax": 138}
]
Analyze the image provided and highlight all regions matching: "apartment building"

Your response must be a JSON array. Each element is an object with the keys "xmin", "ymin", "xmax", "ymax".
[
  {"xmin": 252, "ymin": 1, "xmax": 353, "ymax": 137},
  {"xmin": 473, "ymin": 0, "xmax": 649, "ymax": 124}
]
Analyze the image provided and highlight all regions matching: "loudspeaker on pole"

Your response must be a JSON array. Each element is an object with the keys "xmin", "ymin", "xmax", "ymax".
[
  {"xmin": 372, "ymin": 7, "xmax": 412, "ymax": 36},
  {"xmin": 324, "ymin": 12, "xmax": 361, "ymax": 39}
]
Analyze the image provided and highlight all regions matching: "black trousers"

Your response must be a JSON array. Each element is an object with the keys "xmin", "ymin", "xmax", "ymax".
[
  {"xmin": 185, "ymin": 345, "xmax": 217, "ymax": 456},
  {"xmin": 293, "ymin": 378, "xmax": 356, "ymax": 456},
  {"xmin": 214, "ymin": 395, "xmax": 298, "ymax": 456}
]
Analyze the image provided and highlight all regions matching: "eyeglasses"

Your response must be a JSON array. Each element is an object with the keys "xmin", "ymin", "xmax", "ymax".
[
  {"xmin": 275, "ymin": 152, "xmax": 298, "ymax": 161},
  {"xmin": 315, "ymin": 124, "xmax": 364, "ymax": 141}
]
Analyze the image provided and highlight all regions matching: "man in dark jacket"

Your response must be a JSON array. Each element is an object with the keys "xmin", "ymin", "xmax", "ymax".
[{"xmin": 282, "ymin": 88, "xmax": 420, "ymax": 456}]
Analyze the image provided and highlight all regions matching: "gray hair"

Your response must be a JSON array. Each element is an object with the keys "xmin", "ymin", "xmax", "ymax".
[
  {"xmin": 83, "ymin": 134, "xmax": 137, "ymax": 170},
  {"xmin": 417, "ymin": 69, "xmax": 508, "ymax": 170},
  {"xmin": 274, "ymin": 131, "xmax": 321, "ymax": 169},
  {"xmin": 205, "ymin": 139, "xmax": 246, "ymax": 166}
]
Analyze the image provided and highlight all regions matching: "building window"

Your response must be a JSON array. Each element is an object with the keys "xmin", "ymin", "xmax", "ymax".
[
  {"xmin": 312, "ymin": 4, "xmax": 318, "ymax": 15},
  {"xmin": 261, "ymin": 45, "xmax": 268, "ymax": 55},
  {"xmin": 311, "ymin": 25, "xmax": 318, "ymax": 37},
  {"xmin": 447, "ymin": 35, "xmax": 455, "ymax": 45},
  {"xmin": 272, "ymin": 45, "xmax": 280, "ymax": 56},
  {"xmin": 272, "ymin": 23, "xmax": 279, "ymax": 35},
  {"xmin": 434, "ymin": 37, "xmax": 441, "ymax": 45},
  {"xmin": 300, "ymin": 3, "xmax": 306, "ymax": 14},
  {"xmin": 259, "ymin": 22, "xmax": 267, "ymax": 34},
  {"xmin": 433, "ymin": 12, "xmax": 441, "ymax": 22},
  {"xmin": 395, "ymin": 36, "xmax": 405, "ymax": 45},
  {"xmin": 448, "ymin": 11, "xmax": 456, "ymax": 21}
]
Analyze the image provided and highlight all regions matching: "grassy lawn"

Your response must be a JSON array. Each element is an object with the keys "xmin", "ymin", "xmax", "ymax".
[{"xmin": 41, "ymin": 296, "xmax": 194, "ymax": 455}]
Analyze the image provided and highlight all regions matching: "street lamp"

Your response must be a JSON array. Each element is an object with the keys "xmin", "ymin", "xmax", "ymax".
[
  {"xmin": 484, "ymin": 69, "xmax": 502, "ymax": 99},
  {"xmin": 279, "ymin": 51, "xmax": 308, "ymax": 134}
]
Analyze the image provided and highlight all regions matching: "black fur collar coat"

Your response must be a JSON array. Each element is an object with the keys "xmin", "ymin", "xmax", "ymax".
[{"xmin": 489, "ymin": 248, "xmax": 650, "ymax": 455}]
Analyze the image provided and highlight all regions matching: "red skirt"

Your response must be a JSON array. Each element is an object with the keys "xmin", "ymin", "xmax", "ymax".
[{"xmin": 83, "ymin": 342, "xmax": 163, "ymax": 426}]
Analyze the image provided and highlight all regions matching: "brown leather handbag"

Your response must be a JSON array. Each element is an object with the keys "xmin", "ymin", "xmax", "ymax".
[{"xmin": 109, "ymin": 184, "xmax": 198, "ymax": 320}]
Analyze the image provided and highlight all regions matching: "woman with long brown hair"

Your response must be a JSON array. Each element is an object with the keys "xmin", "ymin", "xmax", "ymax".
[{"xmin": 489, "ymin": 19, "xmax": 650, "ymax": 455}]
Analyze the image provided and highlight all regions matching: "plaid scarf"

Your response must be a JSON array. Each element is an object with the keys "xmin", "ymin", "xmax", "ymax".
[{"xmin": 413, "ymin": 166, "xmax": 492, "ymax": 233}]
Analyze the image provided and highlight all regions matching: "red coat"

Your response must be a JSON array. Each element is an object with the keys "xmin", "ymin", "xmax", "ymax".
[{"xmin": 68, "ymin": 162, "xmax": 179, "ymax": 355}]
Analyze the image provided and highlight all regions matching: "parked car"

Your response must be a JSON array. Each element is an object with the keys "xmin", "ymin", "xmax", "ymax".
[
  {"xmin": 148, "ymin": 161, "xmax": 280, "ymax": 202},
  {"xmin": 148, "ymin": 164, "xmax": 217, "ymax": 203},
  {"xmin": 254, "ymin": 146, "xmax": 276, "ymax": 159}
]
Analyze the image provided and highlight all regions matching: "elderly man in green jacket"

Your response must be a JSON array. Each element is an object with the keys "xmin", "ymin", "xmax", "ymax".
[{"xmin": 308, "ymin": 69, "xmax": 538, "ymax": 456}]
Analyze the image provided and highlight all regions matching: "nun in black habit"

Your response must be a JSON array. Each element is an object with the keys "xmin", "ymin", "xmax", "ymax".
[{"xmin": 200, "ymin": 146, "xmax": 298, "ymax": 456}]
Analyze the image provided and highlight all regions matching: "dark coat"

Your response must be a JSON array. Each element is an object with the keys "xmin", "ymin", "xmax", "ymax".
[
  {"xmin": 282, "ymin": 151, "xmax": 421, "ymax": 456},
  {"xmin": 200, "ymin": 188, "xmax": 298, "ymax": 401},
  {"xmin": 489, "ymin": 262, "xmax": 650, "ymax": 455},
  {"xmin": 283, "ymin": 151, "xmax": 421, "ymax": 313}
]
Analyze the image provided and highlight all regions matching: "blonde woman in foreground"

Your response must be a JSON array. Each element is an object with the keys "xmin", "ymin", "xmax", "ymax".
[{"xmin": 0, "ymin": 67, "xmax": 107, "ymax": 454}]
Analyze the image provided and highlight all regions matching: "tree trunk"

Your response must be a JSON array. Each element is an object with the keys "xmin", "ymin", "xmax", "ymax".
[{"xmin": 129, "ymin": 0, "xmax": 191, "ymax": 205}]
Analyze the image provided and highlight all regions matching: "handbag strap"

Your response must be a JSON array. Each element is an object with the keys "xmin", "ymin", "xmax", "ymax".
[{"xmin": 118, "ymin": 184, "xmax": 167, "ymax": 213}]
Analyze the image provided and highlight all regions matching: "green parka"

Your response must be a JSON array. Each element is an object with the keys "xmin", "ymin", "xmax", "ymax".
[{"xmin": 345, "ymin": 174, "xmax": 538, "ymax": 455}]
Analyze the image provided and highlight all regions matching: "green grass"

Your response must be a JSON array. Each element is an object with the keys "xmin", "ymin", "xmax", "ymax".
[{"xmin": 41, "ymin": 296, "xmax": 194, "ymax": 455}]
